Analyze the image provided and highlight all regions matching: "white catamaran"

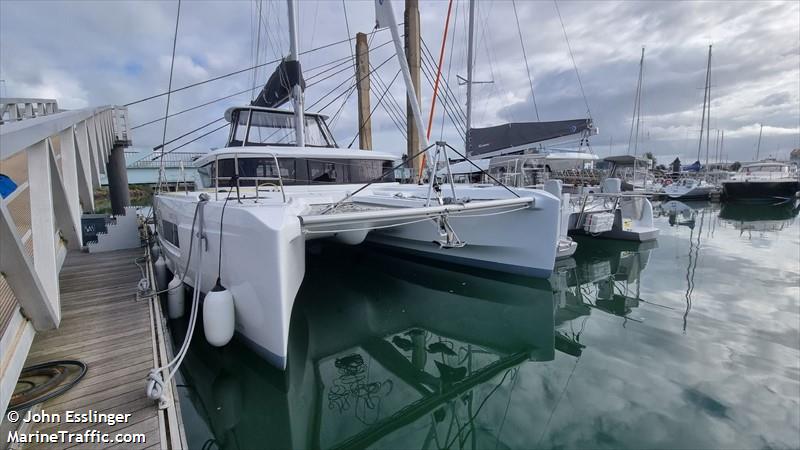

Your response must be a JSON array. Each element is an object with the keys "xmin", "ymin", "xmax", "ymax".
[{"xmin": 153, "ymin": 0, "xmax": 561, "ymax": 369}]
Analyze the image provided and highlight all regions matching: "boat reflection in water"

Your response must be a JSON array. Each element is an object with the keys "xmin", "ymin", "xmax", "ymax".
[
  {"xmin": 718, "ymin": 199, "xmax": 800, "ymax": 235},
  {"xmin": 175, "ymin": 246, "xmax": 558, "ymax": 450},
  {"xmin": 552, "ymin": 238, "xmax": 657, "ymax": 340}
]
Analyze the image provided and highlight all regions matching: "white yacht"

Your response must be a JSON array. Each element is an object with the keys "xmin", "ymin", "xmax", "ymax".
[
  {"xmin": 154, "ymin": 106, "xmax": 562, "ymax": 369},
  {"xmin": 663, "ymin": 178, "xmax": 718, "ymax": 200},
  {"xmin": 721, "ymin": 161, "xmax": 800, "ymax": 200},
  {"xmin": 483, "ymin": 153, "xmax": 660, "ymax": 242}
]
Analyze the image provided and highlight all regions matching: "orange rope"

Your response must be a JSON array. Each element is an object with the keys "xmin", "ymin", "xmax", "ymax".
[{"xmin": 417, "ymin": 0, "xmax": 454, "ymax": 182}]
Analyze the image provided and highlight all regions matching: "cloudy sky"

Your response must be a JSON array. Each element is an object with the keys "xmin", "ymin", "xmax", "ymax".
[{"xmin": 2, "ymin": 0, "xmax": 798, "ymax": 164}]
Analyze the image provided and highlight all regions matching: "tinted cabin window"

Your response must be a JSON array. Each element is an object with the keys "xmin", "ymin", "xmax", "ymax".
[
  {"xmin": 308, "ymin": 160, "xmax": 341, "ymax": 184},
  {"xmin": 210, "ymin": 157, "xmax": 395, "ymax": 185}
]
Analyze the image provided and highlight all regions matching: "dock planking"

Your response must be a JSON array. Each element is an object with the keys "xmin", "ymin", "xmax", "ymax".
[{"xmin": 18, "ymin": 248, "xmax": 184, "ymax": 449}]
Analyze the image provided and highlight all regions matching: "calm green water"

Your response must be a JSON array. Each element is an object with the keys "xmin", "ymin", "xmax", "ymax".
[{"xmin": 173, "ymin": 200, "xmax": 800, "ymax": 450}]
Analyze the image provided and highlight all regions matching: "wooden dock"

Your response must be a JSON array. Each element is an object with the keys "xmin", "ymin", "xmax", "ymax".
[{"xmin": 11, "ymin": 248, "xmax": 185, "ymax": 449}]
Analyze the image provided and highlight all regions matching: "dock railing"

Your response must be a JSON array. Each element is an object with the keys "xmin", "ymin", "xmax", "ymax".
[{"xmin": 0, "ymin": 100, "xmax": 129, "ymax": 415}]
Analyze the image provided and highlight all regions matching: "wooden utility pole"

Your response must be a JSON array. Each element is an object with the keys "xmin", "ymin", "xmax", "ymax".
[
  {"xmin": 405, "ymin": 0, "xmax": 421, "ymax": 181},
  {"xmin": 355, "ymin": 32, "xmax": 372, "ymax": 150}
]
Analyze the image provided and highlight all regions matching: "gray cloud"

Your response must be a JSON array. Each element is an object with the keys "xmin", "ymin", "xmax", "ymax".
[{"xmin": 1, "ymin": 0, "xmax": 798, "ymax": 162}]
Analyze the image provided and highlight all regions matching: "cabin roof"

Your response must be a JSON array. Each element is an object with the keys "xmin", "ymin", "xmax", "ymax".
[
  {"xmin": 224, "ymin": 105, "xmax": 329, "ymax": 122},
  {"xmin": 194, "ymin": 145, "xmax": 398, "ymax": 166}
]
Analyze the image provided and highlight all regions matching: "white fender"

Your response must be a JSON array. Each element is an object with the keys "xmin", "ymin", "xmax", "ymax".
[
  {"xmin": 167, "ymin": 275, "xmax": 185, "ymax": 319},
  {"xmin": 204, "ymin": 282, "xmax": 235, "ymax": 347},
  {"xmin": 154, "ymin": 255, "xmax": 168, "ymax": 291}
]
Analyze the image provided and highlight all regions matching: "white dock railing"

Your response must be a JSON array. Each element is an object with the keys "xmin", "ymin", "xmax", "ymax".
[
  {"xmin": 0, "ymin": 98, "xmax": 59, "ymax": 123},
  {"xmin": 0, "ymin": 100, "xmax": 129, "ymax": 415}
]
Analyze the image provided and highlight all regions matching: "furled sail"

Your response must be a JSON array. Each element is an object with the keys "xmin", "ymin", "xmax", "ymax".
[
  {"xmin": 251, "ymin": 59, "xmax": 306, "ymax": 108},
  {"xmin": 467, "ymin": 119, "xmax": 593, "ymax": 157}
]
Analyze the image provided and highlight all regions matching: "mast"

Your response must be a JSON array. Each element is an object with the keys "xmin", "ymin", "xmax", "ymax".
[
  {"xmin": 705, "ymin": 46, "xmax": 712, "ymax": 178},
  {"xmin": 286, "ymin": 0, "xmax": 305, "ymax": 147},
  {"xmin": 465, "ymin": 0, "xmax": 476, "ymax": 153},
  {"xmin": 755, "ymin": 123, "xmax": 763, "ymax": 160},
  {"xmin": 696, "ymin": 45, "xmax": 711, "ymax": 163}
]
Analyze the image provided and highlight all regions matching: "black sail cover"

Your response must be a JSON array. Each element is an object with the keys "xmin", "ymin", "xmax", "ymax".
[
  {"xmin": 251, "ymin": 59, "xmax": 306, "ymax": 108},
  {"xmin": 467, "ymin": 119, "xmax": 592, "ymax": 157}
]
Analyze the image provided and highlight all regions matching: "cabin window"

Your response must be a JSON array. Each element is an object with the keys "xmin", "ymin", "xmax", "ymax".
[
  {"xmin": 207, "ymin": 157, "xmax": 395, "ymax": 186},
  {"xmin": 308, "ymin": 160, "xmax": 340, "ymax": 184},
  {"xmin": 161, "ymin": 220, "xmax": 179, "ymax": 248},
  {"xmin": 237, "ymin": 158, "xmax": 298, "ymax": 185}
]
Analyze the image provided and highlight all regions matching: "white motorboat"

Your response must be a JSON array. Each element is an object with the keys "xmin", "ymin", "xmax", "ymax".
[
  {"xmin": 664, "ymin": 178, "xmax": 718, "ymax": 199},
  {"xmin": 482, "ymin": 154, "xmax": 660, "ymax": 242},
  {"xmin": 721, "ymin": 161, "xmax": 800, "ymax": 200},
  {"xmin": 154, "ymin": 106, "xmax": 561, "ymax": 369}
]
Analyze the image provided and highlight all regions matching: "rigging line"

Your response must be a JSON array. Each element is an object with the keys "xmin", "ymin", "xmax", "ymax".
[
  {"xmin": 535, "ymin": 356, "xmax": 581, "ymax": 449},
  {"xmin": 420, "ymin": 60, "xmax": 466, "ymax": 139},
  {"xmin": 426, "ymin": 0, "xmax": 455, "ymax": 140},
  {"xmin": 553, "ymin": 0, "xmax": 593, "ymax": 119},
  {"xmin": 305, "ymin": 55, "xmax": 355, "ymax": 81},
  {"xmin": 512, "ymin": 0, "xmax": 540, "ymax": 121},
  {"xmin": 371, "ymin": 78, "xmax": 409, "ymax": 140},
  {"xmin": 419, "ymin": 45, "xmax": 466, "ymax": 128},
  {"xmin": 420, "ymin": 50, "xmax": 467, "ymax": 137},
  {"xmin": 371, "ymin": 73, "xmax": 406, "ymax": 130},
  {"xmin": 348, "ymin": 68, "xmax": 404, "ymax": 148},
  {"xmin": 124, "ymin": 27, "xmax": 402, "ymax": 107},
  {"xmin": 443, "ymin": 368, "xmax": 515, "ymax": 450},
  {"xmin": 370, "ymin": 76, "xmax": 409, "ymax": 137},
  {"xmin": 252, "ymin": 0, "xmax": 263, "ymax": 97},
  {"xmin": 370, "ymin": 65, "xmax": 408, "ymax": 129},
  {"xmin": 152, "ymin": 117, "xmax": 224, "ymax": 153},
  {"xmin": 157, "ymin": 0, "xmax": 182, "ymax": 193},
  {"xmin": 371, "ymin": 59, "xmax": 407, "ymax": 122},
  {"xmin": 441, "ymin": 0, "xmax": 460, "ymax": 140},
  {"xmin": 308, "ymin": 52, "xmax": 395, "ymax": 111},
  {"xmin": 158, "ymin": 122, "xmax": 229, "ymax": 156},
  {"xmin": 131, "ymin": 86, "xmax": 257, "ymax": 130},
  {"xmin": 421, "ymin": 39, "xmax": 466, "ymax": 122},
  {"xmin": 420, "ymin": 55, "xmax": 467, "ymax": 132},
  {"xmin": 342, "ymin": 0, "xmax": 356, "ymax": 67}
]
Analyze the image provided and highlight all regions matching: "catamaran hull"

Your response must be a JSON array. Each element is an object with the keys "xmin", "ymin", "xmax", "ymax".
[
  {"xmin": 154, "ymin": 186, "xmax": 561, "ymax": 370},
  {"xmin": 722, "ymin": 180, "xmax": 800, "ymax": 200}
]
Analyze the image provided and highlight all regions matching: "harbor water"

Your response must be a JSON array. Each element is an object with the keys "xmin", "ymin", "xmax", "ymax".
[{"xmin": 172, "ymin": 200, "xmax": 800, "ymax": 449}]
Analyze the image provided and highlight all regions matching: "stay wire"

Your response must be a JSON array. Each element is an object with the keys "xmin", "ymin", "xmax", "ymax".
[
  {"xmin": 132, "ymin": 87, "xmax": 255, "ymax": 130},
  {"xmin": 512, "ymin": 0, "xmax": 540, "ymax": 120},
  {"xmin": 124, "ymin": 26, "xmax": 402, "ymax": 107},
  {"xmin": 348, "ymin": 68, "xmax": 404, "ymax": 148},
  {"xmin": 444, "ymin": 143, "xmax": 520, "ymax": 198},
  {"xmin": 554, "ymin": 0, "xmax": 592, "ymax": 119},
  {"xmin": 157, "ymin": 0, "xmax": 182, "ymax": 193},
  {"xmin": 153, "ymin": 117, "xmax": 225, "ymax": 153}
]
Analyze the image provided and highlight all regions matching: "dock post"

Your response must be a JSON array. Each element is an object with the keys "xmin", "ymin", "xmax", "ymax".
[
  {"xmin": 356, "ymin": 32, "xmax": 373, "ymax": 150},
  {"xmin": 405, "ymin": 0, "xmax": 421, "ymax": 181},
  {"xmin": 106, "ymin": 144, "xmax": 131, "ymax": 215}
]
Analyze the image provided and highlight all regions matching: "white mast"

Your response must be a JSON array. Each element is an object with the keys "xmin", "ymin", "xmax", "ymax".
[
  {"xmin": 286, "ymin": 0, "xmax": 305, "ymax": 147},
  {"xmin": 465, "ymin": 0, "xmax": 476, "ymax": 152}
]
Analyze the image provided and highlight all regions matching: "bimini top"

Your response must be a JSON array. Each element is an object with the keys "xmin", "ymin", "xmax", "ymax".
[{"xmin": 467, "ymin": 119, "xmax": 594, "ymax": 157}]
